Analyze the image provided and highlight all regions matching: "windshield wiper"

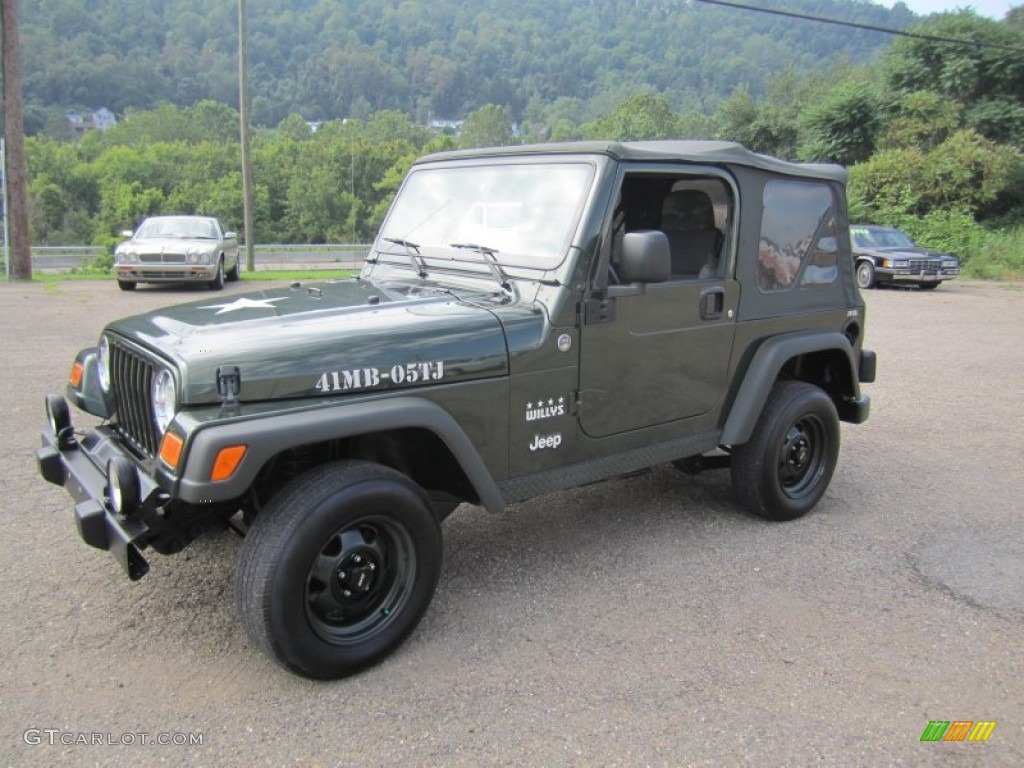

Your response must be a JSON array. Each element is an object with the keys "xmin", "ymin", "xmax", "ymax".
[
  {"xmin": 449, "ymin": 242, "xmax": 512, "ymax": 292},
  {"xmin": 381, "ymin": 237, "xmax": 428, "ymax": 278}
]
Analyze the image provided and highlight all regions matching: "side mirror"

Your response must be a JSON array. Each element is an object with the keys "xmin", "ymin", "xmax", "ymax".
[
  {"xmin": 224, "ymin": 231, "xmax": 237, "ymax": 240},
  {"xmin": 120, "ymin": 229, "xmax": 134, "ymax": 239},
  {"xmin": 619, "ymin": 230, "xmax": 670, "ymax": 284}
]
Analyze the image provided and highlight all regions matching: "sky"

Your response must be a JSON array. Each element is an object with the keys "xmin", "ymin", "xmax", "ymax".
[{"xmin": 885, "ymin": 0, "xmax": 1019, "ymax": 19}]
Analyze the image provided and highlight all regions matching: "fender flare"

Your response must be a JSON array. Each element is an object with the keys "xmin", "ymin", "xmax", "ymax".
[
  {"xmin": 175, "ymin": 396, "xmax": 506, "ymax": 512},
  {"xmin": 720, "ymin": 331, "xmax": 860, "ymax": 446}
]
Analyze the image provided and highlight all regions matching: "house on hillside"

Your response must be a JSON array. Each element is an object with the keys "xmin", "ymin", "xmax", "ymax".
[
  {"xmin": 65, "ymin": 107, "xmax": 117, "ymax": 137},
  {"xmin": 92, "ymin": 108, "xmax": 117, "ymax": 131}
]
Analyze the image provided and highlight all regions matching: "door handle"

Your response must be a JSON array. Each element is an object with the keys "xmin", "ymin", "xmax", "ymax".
[{"xmin": 700, "ymin": 287, "xmax": 724, "ymax": 320}]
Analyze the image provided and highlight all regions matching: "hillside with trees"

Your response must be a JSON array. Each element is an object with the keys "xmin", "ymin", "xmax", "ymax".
[
  {"xmin": 19, "ymin": 0, "xmax": 916, "ymax": 132},
  {"xmin": 11, "ymin": 2, "xmax": 1024, "ymax": 278}
]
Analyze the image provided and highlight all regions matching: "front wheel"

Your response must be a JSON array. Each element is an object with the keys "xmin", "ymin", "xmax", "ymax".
[
  {"xmin": 117, "ymin": 279, "xmax": 136, "ymax": 291},
  {"xmin": 208, "ymin": 258, "xmax": 225, "ymax": 290},
  {"xmin": 730, "ymin": 381, "xmax": 839, "ymax": 521},
  {"xmin": 237, "ymin": 461, "xmax": 442, "ymax": 679},
  {"xmin": 918, "ymin": 282, "xmax": 940, "ymax": 290},
  {"xmin": 856, "ymin": 261, "xmax": 876, "ymax": 290}
]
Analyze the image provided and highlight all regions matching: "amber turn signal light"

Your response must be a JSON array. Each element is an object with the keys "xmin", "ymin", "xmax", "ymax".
[
  {"xmin": 159, "ymin": 431, "xmax": 184, "ymax": 469},
  {"xmin": 211, "ymin": 445, "xmax": 247, "ymax": 482}
]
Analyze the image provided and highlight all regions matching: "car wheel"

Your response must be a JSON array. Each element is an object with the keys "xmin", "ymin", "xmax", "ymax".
[
  {"xmin": 208, "ymin": 258, "xmax": 225, "ymax": 290},
  {"xmin": 856, "ymin": 261, "xmax": 876, "ymax": 290},
  {"xmin": 918, "ymin": 282, "xmax": 940, "ymax": 290},
  {"xmin": 730, "ymin": 381, "xmax": 839, "ymax": 521},
  {"xmin": 237, "ymin": 461, "xmax": 442, "ymax": 680},
  {"xmin": 117, "ymin": 280, "xmax": 137, "ymax": 291},
  {"xmin": 226, "ymin": 258, "xmax": 240, "ymax": 282}
]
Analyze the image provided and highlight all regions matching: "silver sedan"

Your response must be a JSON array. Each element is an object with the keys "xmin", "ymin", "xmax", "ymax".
[{"xmin": 114, "ymin": 216, "xmax": 240, "ymax": 291}]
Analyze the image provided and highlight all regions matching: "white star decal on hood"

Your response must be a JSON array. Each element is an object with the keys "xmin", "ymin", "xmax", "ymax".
[{"xmin": 200, "ymin": 297, "xmax": 289, "ymax": 315}]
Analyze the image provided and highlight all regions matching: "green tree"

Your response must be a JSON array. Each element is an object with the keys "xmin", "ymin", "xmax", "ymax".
[
  {"xmin": 582, "ymin": 93, "xmax": 680, "ymax": 141},
  {"xmin": 715, "ymin": 86, "xmax": 798, "ymax": 158},
  {"xmin": 459, "ymin": 104, "xmax": 514, "ymax": 149},
  {"xmin": 799, "ymin": 82, "xmax": 881, "ymax": 165}
]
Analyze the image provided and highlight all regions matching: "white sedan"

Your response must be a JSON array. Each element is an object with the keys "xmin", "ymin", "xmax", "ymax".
[{"xmin": 114, "ymin": 216, "xmax": 240, "ymax": 291}]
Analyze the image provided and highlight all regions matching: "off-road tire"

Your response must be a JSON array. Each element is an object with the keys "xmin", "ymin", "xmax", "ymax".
[
  {"xmin": 237, "ymin": 460, "xmax": 442, "ymax": 680},
  {"xmin": 731, "ymin": 381, "xmax": 839, "ymax": 521}
]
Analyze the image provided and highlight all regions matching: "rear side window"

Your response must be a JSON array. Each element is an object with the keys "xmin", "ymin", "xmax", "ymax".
[{"xmin": 758, "ymin": 180, "xmax": 838, "ymax": 291}]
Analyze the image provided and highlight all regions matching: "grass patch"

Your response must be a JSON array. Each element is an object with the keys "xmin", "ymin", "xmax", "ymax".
[
  {"xmin": 24, "ymin": 268, "xmax": 357, "ymax": 285},
  {"xmin": 962, "ymin": 226, "xmax": 1024, "ymax": 281}
]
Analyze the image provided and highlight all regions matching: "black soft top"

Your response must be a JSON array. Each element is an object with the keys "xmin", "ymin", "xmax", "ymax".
[{"xmin": 416, "ymin": 140, "xmax": 847, "ymax": 184}]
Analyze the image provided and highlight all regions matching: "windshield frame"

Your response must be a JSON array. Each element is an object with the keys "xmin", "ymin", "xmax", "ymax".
[{"xmin": 376, "ymin": 158, "xmax": 597, "ymax": 271}]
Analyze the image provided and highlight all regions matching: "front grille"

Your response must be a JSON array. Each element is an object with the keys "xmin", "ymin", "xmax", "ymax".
[
  {"xmin": 139, "ymin": 252, "xmax": 185, "ymax": 264},
  {"xmin": 137, "ymin": 270, "xmax": 191, "ymax": 279},
  {"xmin": 908, "ymin": 258, "xmax": 941, "ymax": 272},
  {"xmin": 109, "ymin": 338, "xmax": 160, "ymax": 458}
]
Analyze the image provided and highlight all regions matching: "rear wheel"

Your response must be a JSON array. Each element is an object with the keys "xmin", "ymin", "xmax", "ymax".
[
  {"xmin": 226, "ymin": 258, "xmax": 240, "ymax": 282},
  {"xmin": 731, "ymin": 381, "xmax": 839, "ymax": 521},
  {"xmin": 237, "ymin": 461, "xmax": 442, "ymax": 679}
]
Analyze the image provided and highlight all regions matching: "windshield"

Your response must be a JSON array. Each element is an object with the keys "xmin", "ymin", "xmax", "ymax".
[
  {"xmin": 378, "ymin": 162, "xmax": 595, "ymax": 268},
  {"xmin": 136, "ymin": 217, "xmax": 220, "ymax": 240},
  {"xmin": 851, "ymin": 227, "xmax": 914, "ymax": 248}
]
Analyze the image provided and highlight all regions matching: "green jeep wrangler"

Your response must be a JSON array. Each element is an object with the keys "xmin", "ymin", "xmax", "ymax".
[{"xmin": 37, "ymin": 141, "xmax": 876, "ymax": 679}]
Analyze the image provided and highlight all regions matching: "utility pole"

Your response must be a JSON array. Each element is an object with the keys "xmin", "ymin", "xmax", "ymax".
[
  {"xmin": 1, "ymin": 0, "xmax": 32, "ymax": 281},
  {"xmin": 238, "ymin": 0, "xmax": 255, "ymax": 272}
]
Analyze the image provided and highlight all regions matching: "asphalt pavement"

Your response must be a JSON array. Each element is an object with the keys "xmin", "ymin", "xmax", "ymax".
[{"xmin": 0, "ymin": 277, "xmax": 1021, "ymax": 766}]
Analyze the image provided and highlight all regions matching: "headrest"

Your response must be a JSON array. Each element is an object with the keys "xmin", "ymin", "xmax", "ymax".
[{"xmin": 661, "ymin": 190, "xmax": 714, "ymax": 231}]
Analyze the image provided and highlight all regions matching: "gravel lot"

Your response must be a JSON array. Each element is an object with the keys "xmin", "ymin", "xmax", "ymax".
[{"xmin": 1, "ymin": 278, "xmax": 1022, "ymax": 766}]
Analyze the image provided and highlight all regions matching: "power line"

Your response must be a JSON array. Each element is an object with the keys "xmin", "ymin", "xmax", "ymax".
[{"xmin": 689, "ymin": 0, "xmax": 1024, "ymax": 53}]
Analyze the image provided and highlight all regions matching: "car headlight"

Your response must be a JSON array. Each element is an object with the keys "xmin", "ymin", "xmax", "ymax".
[
  {"xmin": 187, "ymin": 248, "xmax": 212, "ymax": 264},
  {"xmin": 97, "ymin": 336, "xmax": 111, "ymax": 392},
  {"xmin": 115, "ymin": 250, "xmax": 138, "ymax": 264},
  {"xmin": 151, "ymin": 369, "xmax": 177, "ymax": 434}
]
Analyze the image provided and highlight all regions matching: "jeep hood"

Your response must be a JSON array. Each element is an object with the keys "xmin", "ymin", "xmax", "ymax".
[{"xmin": 105, "ymin": 279, "xmax": 510, "ymax": 403}]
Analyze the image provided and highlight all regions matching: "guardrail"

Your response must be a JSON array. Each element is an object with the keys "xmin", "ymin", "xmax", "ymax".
[{"xmin": 29, "ymin": 244, "xmax": 373, "ymax": 272}]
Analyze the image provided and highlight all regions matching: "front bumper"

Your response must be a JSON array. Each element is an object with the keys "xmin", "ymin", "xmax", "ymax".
[
  {"xmin": 36, "ymin": 423, "xmax": 156, "ymax": 580},
  {"xmin": 875, "ymin": 267, "xmax": 958, "ymax": 285},
  {"xmin": 115, "ymin": 264, "xmax": 219, "ymax": 283}
]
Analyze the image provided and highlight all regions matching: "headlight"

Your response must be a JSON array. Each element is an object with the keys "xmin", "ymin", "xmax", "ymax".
[
  {"xmin": 115, "ymin": 250, "xmax": 138, "ymax": 264},
  {"xmin": 151, "ymin": 369, "xmax": 177, "ymax": 434},
  {"xmin": 188, "ymin": 248, "xmax": 212, "ymax": 264},
  {"xmin": 97, "ymin": 336, "xmax": 111, "ymax": 392}
]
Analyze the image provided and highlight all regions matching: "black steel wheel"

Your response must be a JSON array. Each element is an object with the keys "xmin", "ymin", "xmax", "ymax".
[
  {"xmin": 731, "ymin": 381, "xmax": 839, "ymax": 521},
  {"xmin": 237, "ymin": 461, "xmax": 442, "ymax": 679},
  {"xmin": 856, "ymin": 261, "xmax": 876, "ymax": 290}
]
